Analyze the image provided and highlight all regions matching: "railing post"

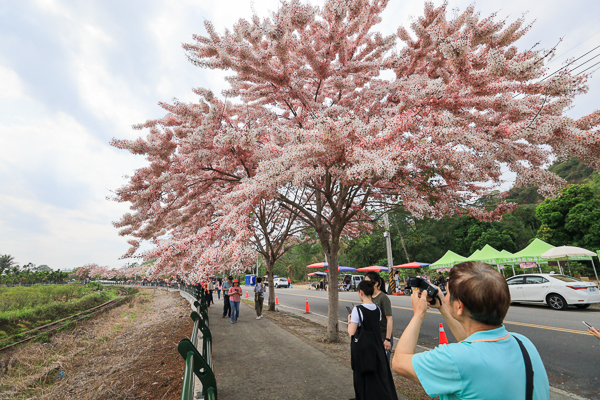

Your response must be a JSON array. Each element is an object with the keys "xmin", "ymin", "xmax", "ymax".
[{"xmin": 178, "ymin": 339, "xmax": 217, "ymax": 400}]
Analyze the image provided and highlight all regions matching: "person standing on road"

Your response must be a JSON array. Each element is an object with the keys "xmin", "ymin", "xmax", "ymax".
[
  {"xmin": 348, "ymin": 280, "xmax": 398, "ymax": 400},
  {"xmin": 365, "ymin": 271, "xmax": 394, "ymax": 361},
  {"xmin": 254, "ymin": 277, "xmax": 265, "ymax": 319},
  {"xmin": 228, "ymin": 279, "xmax": 243, "ymax": 323},
  {"xmin": 216, "ymin": 277, "xmax": 223, "ymax": 300},
  {"xmin": 222, "ymin": 276, "xmax": 233, "ymax": 319},
  {"xmin": 392, "ymin": 261, "xmax": 549, "ymax": 400}
]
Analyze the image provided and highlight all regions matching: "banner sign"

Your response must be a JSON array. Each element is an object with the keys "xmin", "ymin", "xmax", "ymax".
[{"xmin": 520, "ymin": 262, "xmax": 537, "ymax": 269}]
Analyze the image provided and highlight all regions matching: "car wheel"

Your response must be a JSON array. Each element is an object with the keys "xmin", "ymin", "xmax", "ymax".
[
  {"xmin": 575, "ymin": 304, "xmax": 591, "ymax": 309},
  {"xmin": 546, "ymin": 293, "xmax": 568, "ymax": 310}
]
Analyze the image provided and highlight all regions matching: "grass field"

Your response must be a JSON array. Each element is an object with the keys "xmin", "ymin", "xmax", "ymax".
[{"xmin": 0, "ymin": 283, "xmax": 120, "ymax": 341}]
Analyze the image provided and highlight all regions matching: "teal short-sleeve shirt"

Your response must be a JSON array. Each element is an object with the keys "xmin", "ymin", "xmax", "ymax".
[{"xmin": 412, "ymin": 326, "xmax": 549, "ymax": 400}]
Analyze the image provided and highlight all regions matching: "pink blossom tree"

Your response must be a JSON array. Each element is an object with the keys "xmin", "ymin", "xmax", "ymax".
[
  {"xmin": 111, "ymin": 88, "xmax": 308, "ymax": 297},
  {"xmin": 185, "ymin": 0, "xmax": 600, "ymax": 341}
]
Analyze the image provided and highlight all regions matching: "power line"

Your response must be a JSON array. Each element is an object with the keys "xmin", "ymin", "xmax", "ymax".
[
  {"xmin": 550, "ymin": 30, "xmax": 600, "ymax": 62},
  {"xmin": 577, "ymin": 60, "xmax": 600, "ymax": 76},
  {"xmin": 540, "ymin": 44, "xmax": 600, "ymax": 82}
]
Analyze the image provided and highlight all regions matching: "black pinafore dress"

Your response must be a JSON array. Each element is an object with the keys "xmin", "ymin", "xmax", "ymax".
[{"xmin": 351, "ymin": 305, "xmax": 399, "ymax": 400}]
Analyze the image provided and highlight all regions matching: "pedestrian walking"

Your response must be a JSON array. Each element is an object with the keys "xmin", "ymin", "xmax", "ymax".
[
  {"xmin": 216, "ymin": 277, "xmax": 223, "ymax": 300},
  {"xmin": 254, "ymin": 277, "xmax": 265, "ymax": 319},
  {"xmin": 206, "ymin": 279, "xmax": 214, "ymax": 307},
  {"xmin": 348, "ymin": 280, "xmax": 398, "ymax": 400},
  {"xmin": 222, "ymin": 276, "xmax": 233, "ymax": 318},
  {"xmin": 364, "ymin": 271, "xmax": 394, "ymax": 361},
  {"xmin": 228, "ymin": 279, "xmax": 243, "ymax": 323}
]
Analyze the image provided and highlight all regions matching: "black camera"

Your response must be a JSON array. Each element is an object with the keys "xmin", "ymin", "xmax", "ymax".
[{"xmin": 407, "ymin": 277, "xmax": 440, "ymax": 305}]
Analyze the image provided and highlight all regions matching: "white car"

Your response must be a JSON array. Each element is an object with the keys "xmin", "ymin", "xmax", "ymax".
[
  {"xmin": 506, "ymin": 274, "xmax": 600, "ymax": 310},
  {"xmin": 273, "ymin": 278, "xmax": 289, "ymax": 288}
]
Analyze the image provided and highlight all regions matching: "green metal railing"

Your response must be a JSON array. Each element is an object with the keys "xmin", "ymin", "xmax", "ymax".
[{"xmin": 178, "ymin": 287, "xmax": 217, "ymax": 400}]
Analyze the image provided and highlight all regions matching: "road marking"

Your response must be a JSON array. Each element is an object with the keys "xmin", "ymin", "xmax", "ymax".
[{"xmin": 273, "ymin": 292, "xmax": 592, "ymax": 336}]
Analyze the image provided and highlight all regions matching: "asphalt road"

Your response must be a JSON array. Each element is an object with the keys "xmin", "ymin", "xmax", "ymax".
[{"xmin": 264, "ymin": 287, "xmax": 600, "ymax": 399}]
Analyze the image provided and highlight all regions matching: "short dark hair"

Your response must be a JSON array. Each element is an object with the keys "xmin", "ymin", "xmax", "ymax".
[
  {"xmin": 364, "ymin": 271, "xmax": 382, "ymax": 289},
  {"xmin": 357, "ymin": 280, "xmax": 375, "ymax": 297},
  {"xmin": 228, "ymin": 276, "xmax": 233, "ymax": 280},
  {"xmin": 257, "ymin": 277, "xmax": 262, "ymax": 283},
  {"xmin": 448, "ymin": 262, "xmax": 510, "ymax": 326}
]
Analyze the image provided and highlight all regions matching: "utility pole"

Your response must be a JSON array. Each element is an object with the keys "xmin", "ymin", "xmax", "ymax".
[
  {"xmin": 255, "ymin": 254, "xmax": 259, "ymax": 278},
  {"xmin": 383, "ymin": 212, "xmax": 394, "ymax": 295}
]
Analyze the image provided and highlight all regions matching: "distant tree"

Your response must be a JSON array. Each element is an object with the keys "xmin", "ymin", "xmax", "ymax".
[
  {"xmin": 0, "ymin": 254, "xmax": 17, "ymax": 275},
  {"xmin": 536, "ymin": 184, "xmax": 600, "ymax": 249},
  {"xmin": 34, "ymin": 265, "xmax": 52, "ymax": 272}
]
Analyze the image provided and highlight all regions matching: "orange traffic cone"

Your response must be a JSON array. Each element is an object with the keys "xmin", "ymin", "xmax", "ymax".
[
  {"xmin": 275, "ymin": 294, "xmax": 279, "ymax": 305},
  {"xmin": 439, "ymin": 323, "xmax": 449, "ymax": 345},
  {"xmin": 305, "ymin": 298, "xmax": 311, "ymax": 314},
  {"xmin": 246, "ymin": 291, "xmax": 249, "ymax": 298}
]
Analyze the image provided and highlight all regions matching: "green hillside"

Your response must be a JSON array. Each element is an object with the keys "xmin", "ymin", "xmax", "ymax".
[{"xmin": 505, "ymin": 158, "xmax": 600, "ymax": 204}]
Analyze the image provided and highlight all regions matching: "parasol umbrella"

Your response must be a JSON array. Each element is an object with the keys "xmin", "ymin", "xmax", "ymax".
[
  {"xmin": 307, "ymin": 262, "xmax": 328, "ymax": 268},
  {"xmin": 357, "ymin": 266, "xmax": 389, "ymax": 272},
  {"xmin": 324, "ymin": 266, "xmax": 356, "ymax": 272},
  {"xmin": 541, "ymin": 246, "xmax": 599, "ymax": 282},
  {"xmin": 392, "ymin": 262, "xmax": 430, "ymax": 269},
  {"xmin": 310, "ymin": 271, "xmax": 327, "ymax": 276}
]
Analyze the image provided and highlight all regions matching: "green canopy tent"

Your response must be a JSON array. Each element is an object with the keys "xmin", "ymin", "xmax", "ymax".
[
  {"xmin": 499, "ymin": 250, "xmax": 516, "ymax": 275},
  {"xmin": 429, "ymin": 250, "xmax": 468, "ymax": 271},
  {"xmin": 464, "ymin": 249, "xmax": 481, "ymax": 261},
  {"xmin": 465, "ymin": 244, "xmax": 506, "ymax": 274},
  {"xmin": 506, "ymin": 238, "xmax": 555, "ymax": 274}
]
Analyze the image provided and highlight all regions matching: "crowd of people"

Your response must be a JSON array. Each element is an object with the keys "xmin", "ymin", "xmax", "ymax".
[
  {"xmin": 194, "ymin": 275, "xmax": 267, "ymax": 323},
  {"xmin": 183, "ymin": 265, "xmax": 600, "ymax": 400}
]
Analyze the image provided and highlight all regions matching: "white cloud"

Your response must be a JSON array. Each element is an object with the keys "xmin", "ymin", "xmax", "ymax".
[{"xmin": 0, "ymin": 0, "xmax": 599, "ymax": 270}]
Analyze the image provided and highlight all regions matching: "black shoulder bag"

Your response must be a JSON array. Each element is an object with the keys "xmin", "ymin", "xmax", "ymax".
[
  {"xmin": 513, "ymin": 336, "xmax": 534, "ymax": 400},
  {"xmin": 350, "ymin": 305, "xmax": 379, "ymax": 374}
]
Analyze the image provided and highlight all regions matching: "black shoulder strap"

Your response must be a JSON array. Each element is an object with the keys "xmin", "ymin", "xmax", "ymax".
[{"xmin": 513, "ymin": 336, "xmax": 534, "ymax": 400}]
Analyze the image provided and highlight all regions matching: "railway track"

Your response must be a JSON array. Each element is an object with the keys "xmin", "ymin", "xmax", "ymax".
[{"xmin": 0, "ymin": 288, "xmax": 130, "ymax": 353}]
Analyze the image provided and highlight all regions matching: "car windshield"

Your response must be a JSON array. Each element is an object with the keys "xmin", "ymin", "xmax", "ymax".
[{"xmin": 549, "ymin": 275, "xmax": 582, "ymax": 282}]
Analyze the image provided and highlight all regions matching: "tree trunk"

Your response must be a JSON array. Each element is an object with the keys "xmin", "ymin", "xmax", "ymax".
[
  {"xmin": 325, "ymin": 241, "xmax": 340, "ymax": 342},
  {"xmin": 267, "ymin": 261, "xmax": 276, "ymax": 311}
]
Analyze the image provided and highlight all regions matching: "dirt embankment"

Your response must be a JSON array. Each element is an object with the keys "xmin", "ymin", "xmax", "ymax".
[{"xmin": 0, "ymin": 289, "xmax": 193, "ymax": 400}]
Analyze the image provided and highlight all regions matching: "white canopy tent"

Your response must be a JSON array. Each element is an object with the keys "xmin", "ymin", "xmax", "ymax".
[{"xmin": 541, "ymin": 246, "xmax": 599, "ymax": 283}]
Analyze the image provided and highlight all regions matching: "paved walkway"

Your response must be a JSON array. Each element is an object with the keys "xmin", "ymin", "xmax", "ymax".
[{"xmin": 210, "ymin": 301, "xmax": 359, "ymax": 400}]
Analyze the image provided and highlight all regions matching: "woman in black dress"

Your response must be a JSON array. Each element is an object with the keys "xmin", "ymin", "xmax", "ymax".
[{"xmin": 347, "ymin": 280, "xmax": 398, "ymax": 400}]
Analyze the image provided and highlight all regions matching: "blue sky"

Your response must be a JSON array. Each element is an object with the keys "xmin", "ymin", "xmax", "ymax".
[{"xmin": 1, "ymin": 0, "xmax": 599, "ymax": 270}]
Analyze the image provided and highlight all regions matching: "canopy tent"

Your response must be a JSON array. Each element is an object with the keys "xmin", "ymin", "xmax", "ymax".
[
  {"xmin": 324, "ymin": 266, "xmax": 356, "ymax": 272},
  {"xmin": 465, "ymin": 249, "xmax": 482, "ymax": 261},
  {"xmin": 466, "ymin": 245, "xmax": 507, "ymax": 273},
  {"xmin": 429, "ymin": 250, "xmax": 467, "ymax": 269},
  {"xmin": 508, "ymin": 239, "xmax": 555, "ymax": 264},
  {"xmin": 357, "ymin": 266, "xmax": 389, "ymax": 272},
  {"xmin": 393, "ymin": 262, "xmax": 430, "ymax": 269},
  {"xmin": 307, "ymin": 262, "xmax": 328, "ymax": 268},
  {"xmin": 541, "ymin": 246, "xmax": 599, "ymax": 283}
]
